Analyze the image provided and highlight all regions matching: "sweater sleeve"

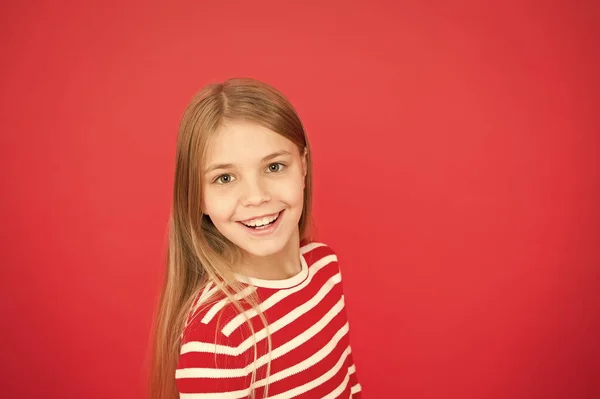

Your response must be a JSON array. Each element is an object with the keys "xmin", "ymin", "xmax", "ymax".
[
  {"xmin": 328, "ymin": 243, "xmax": 363, "ymax": 398},
  {"xmin": 176, "ymin": 320, "xmax": 253, "ymax": 398}
]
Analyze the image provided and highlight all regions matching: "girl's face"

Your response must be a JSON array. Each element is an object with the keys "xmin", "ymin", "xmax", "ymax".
[{"xmin": 202, "ymin": 120, "xmax": 307, "ymax": 259}]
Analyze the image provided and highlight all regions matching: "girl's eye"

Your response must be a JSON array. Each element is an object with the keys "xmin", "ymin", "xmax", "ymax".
[
  {"xmin": 215, "ymin": 174, "xmax": 235, "ymax": 184},
  {"xmin": 267, "ymin": 163, "xmax": 286, "ymax": 173}
]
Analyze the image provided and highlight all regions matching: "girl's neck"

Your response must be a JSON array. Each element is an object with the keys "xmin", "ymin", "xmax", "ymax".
[{"xmin": 235, "ymin": 229, "xmax": 302, "ymax": 281}]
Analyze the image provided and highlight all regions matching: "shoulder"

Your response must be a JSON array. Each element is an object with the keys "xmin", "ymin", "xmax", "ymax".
[
  {"xmin": 300, "ymin": 240, "xmax": 344, "ymax": 279},
  {"xmin": 176, "ymin": 287, "xmax": 254, "ymax": 395},
  {"xmin": 182, "ymin": 282, "xmax": 253, "ymax": 341},
  {"xmin": 300, "ymin": 240, "xmax": 339, "ymax": 262}
]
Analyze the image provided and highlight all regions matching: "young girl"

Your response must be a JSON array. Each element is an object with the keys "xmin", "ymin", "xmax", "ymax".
[{"xmin": 149, "ymin": 78, "xmax": 362, "ymax": 398}]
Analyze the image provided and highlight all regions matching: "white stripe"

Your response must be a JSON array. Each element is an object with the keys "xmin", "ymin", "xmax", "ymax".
[
  {"xmin": 268, "ymin": 346, "xmax": 352, "ymax": 399},
  {"xmin": 176, "ymin": 366, "xmax": 248, "ymax": 379},
  {"xmin": 200, "ymin": 282, "xmax": 214, "ymax": 300},
  {"xmin": 348, "ymin": 364, "xmax": 356, "ymax": 374},
  {"xmin": 199, "ymin": 282, "xmax": 215, "ymax": 303},
  {"xmin": 181, "ymin": 273, "xmax": 342, "ymax": 356},
  {"xmin": 300, "ymin": 241, "xmax": 327, "ymax": 254},
  {"xmin": 201, "ymin": 285, "xmax": 256, "ymax": 324},
  {"xmin": 322, "ymin": 370, "xmax": 349, "ymax": 399},
  {"xmin": 222, "ymin": 254, "xmax": 338, "ymax": 336},
  {"xmin": 189, "ymin": 283, "xmax": 216, "ymax": 318},
  {"xmin": 177, "ymin": 297, "xmax": 346, "ymax": 377}
]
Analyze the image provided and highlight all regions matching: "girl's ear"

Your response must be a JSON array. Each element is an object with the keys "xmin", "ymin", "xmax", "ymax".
[{"xmin": 301, "ymin": 147, "xmax": 308, "ymax": 180}]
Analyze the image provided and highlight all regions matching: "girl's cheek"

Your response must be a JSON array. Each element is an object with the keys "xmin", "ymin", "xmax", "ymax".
[
  {"xmin": 204, "ymin": 190, "xmax": 236, "ymax": 216},
  {"xmin": 278, "ymin": 178, "xmax": 305, "ymax": 203}
]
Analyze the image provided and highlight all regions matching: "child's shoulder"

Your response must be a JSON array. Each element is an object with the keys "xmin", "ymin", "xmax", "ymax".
[
  {"xmin": 181, "ymin": 282, "xmax": 241, "ymax": 343},
  {"xmin": 300, "ymin": 239, "xmax": 339, "ymax": 265}
]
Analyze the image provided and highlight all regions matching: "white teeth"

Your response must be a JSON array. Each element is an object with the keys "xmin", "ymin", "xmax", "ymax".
[{"xmin": 242, "ymin": 213, "xmax": 278, "ymax": 227}]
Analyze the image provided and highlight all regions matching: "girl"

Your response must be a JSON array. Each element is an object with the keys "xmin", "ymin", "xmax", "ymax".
[{"xmin": 149, "ymin": 78, "xmax": 362, "ymax": 398}]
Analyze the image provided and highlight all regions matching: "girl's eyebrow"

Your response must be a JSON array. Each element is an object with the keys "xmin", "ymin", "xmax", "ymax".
[{"xmin": 204, "ymin": 150, "xmax": 292, "ymax": 175}]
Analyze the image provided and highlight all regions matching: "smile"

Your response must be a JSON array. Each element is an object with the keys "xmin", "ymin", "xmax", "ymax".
[
  {"xmin": 237, "ymin": 210, "xmax": 284, "ymax": 234},
  {"xmin": 239, "ymin": 211, "xmax": 281, "ymax": 228}
]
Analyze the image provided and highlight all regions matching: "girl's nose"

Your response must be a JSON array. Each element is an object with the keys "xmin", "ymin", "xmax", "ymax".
[{"xmin": 240, "ymin": 178, "xmax": 271, "ymax": 207}]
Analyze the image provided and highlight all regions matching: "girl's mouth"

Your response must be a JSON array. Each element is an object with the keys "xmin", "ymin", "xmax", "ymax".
[{"xmin": 237, "ymin": 210, "xmax": 284, "ymax": 235}]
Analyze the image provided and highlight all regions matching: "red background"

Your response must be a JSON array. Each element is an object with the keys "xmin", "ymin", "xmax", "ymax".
[{"xmin": 1, "ymin": 1, "xmax": 598, "ymax": 398}]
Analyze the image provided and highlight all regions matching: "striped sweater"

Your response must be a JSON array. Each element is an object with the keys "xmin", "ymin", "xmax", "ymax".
[{"xmin": 176, "ymin": 242, "xmax": 362, "ymax": 398}]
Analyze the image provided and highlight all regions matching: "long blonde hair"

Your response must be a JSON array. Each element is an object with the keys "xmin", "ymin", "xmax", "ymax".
[{"xmin": 148, "ymin": 78, "xmax": 314, "ymax": 398}]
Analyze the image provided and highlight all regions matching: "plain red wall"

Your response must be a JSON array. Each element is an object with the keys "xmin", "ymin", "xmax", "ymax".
[{"xmin": 1, "ymin": 1, "xmax": 598, "ymax": 398}]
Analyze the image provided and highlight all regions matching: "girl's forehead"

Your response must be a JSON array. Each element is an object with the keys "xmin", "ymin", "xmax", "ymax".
[{"xmin": 204, "ymin": 121, "xmax": 297, "ymax": 165}]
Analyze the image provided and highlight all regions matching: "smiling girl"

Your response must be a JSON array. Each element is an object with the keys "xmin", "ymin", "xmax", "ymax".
[{"xmin": 149, "ymin": 78, "xmax": 362, "ymax": 398}]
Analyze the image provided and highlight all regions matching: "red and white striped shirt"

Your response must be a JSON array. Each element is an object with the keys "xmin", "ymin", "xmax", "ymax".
[{"xmin": 176, "ymin": 242, "xmax": 362, "ymax": 398}]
